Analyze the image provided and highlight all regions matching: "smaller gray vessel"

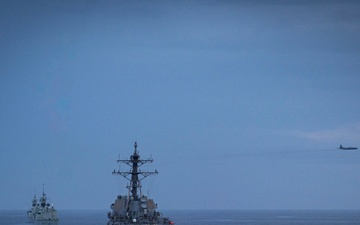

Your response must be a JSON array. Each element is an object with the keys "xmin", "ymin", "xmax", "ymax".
[
  {"xmin": 107, "ymin": 142, "xmax": 174, "ymax": 225},
  {"xmin": 27, "ymin": 186, "xmax": 59, "ymax": 225}
]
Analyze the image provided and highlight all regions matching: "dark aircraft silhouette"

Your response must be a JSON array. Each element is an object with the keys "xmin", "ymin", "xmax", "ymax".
[{"xmin": 339, "ymin": 145, "xmax": 358, "ymax": 150}]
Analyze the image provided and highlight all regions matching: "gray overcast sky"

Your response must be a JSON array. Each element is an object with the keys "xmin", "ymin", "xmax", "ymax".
[{"xmin": 1, "ymin": 0, "xmax": 360, "ymax": 210}]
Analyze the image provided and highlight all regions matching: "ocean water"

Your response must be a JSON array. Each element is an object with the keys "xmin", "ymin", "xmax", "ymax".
[{"xmin": 1, "ymin": 210, "xmax": 360, "ymax": 225}]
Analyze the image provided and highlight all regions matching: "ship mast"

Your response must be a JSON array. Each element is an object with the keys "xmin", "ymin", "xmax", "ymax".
[
  {"xmin": 112, "ymin": 142, "xmax": 158, "ymax": 200},
  {"xmin": 32, "ymin": 189, "xmax": 37, "ymax": 207},
  {"xmin": 40, "ymin": 184, "xmax": 46, "ymax": 207}
]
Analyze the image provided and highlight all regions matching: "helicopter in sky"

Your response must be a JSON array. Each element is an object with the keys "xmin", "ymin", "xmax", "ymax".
[{"xmin": 339, "ymin": 145, "xmax": 358, "ymax": 150}]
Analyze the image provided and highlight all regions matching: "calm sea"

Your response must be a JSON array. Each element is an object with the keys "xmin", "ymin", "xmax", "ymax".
[{"xmin": 1, "ymin": 210, "xmax": 360, "ymax": 225}]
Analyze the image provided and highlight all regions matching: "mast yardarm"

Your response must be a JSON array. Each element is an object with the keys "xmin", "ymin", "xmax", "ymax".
[{"xmin": 112, "ymin": 142, "xmax": 158, "ymax": 200}]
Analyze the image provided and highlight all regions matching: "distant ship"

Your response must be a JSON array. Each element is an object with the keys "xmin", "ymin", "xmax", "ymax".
[
  {"xmin": 107, "ymin": 142, "xmax": 174, "ymax": 225},
  {"xmin": 27, "ymin": 186, "xmax": 59, "ymax": 225}
]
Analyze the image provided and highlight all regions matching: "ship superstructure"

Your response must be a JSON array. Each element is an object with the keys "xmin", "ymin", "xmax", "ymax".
[
  {"xmin": 27, "ymin": 191, "xmax": 39, "ymax": 222},
  {"xmin": 107, "ymin": 142, "xmax": 173, "ymax": 225}
]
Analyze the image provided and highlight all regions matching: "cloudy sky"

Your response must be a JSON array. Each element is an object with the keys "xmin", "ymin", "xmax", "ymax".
[{"xmin": 1, "ymin": 1, "xmax": 360, "ymax": 210}]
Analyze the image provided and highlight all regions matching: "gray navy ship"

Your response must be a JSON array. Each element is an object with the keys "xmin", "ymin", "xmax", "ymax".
[
  {"xmin": 107, "ymin": 142, "xmax": 174, "ymax": 225},
  {"xmin": 27, "ymin": 187, "xmax": 59, "ymax": 225}
]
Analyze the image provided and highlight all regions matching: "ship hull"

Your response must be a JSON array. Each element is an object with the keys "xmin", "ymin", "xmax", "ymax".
[
  {"xmin": 34, "ymin": 220, "xmax": 59, "ymax": 225},
  {"xmin": 107, "ymin": 223, "xmax": 165, "ymax": 225}
]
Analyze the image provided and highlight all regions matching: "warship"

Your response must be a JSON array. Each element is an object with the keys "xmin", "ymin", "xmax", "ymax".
[
  {"xmin": 107, "ymin": 142, "xmax": 174, "ymax": 225},
  {"xmin": 27, "ymin": 186, "xmax": 59, "ymax": 225}
]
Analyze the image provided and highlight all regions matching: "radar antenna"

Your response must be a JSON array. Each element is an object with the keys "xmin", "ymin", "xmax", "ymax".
[{"xmin": 112, "ymin": 142, "xmax": 158, "ymax": 200}]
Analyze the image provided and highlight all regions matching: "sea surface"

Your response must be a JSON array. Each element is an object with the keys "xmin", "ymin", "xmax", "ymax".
[{"xmin": 1, "ymin": 210, "xmax": 360, "ymax": 225}]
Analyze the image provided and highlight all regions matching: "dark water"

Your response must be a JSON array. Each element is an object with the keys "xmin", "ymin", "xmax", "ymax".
[{"xmin": 1, "ymin": 210, "xmax": 360, "ymax": 225}]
